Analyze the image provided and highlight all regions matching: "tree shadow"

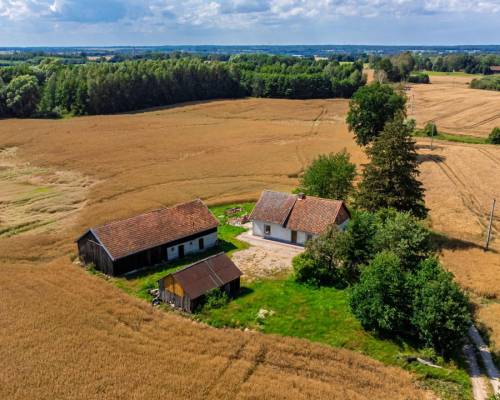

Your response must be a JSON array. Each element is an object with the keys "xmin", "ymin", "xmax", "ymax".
[
  {"xmin": 417, "ymin": 153, "xmax": 446, "ymax": 164},
  {"xmin": 432, "ymin": 232, "xmax": 497, "ymax": 254},
  {"xmin": 415, "ymin": 143, "xmax": 445, "ymax": 151},
  {"xmin": 120, "ymin": 98, "xmax": 242, "ymax": 115}
]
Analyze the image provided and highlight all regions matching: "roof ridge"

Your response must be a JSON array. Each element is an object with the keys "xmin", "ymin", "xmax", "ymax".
[{"xmin": 93, "ymin": 199, "xmax": 205, "ymax": 230}]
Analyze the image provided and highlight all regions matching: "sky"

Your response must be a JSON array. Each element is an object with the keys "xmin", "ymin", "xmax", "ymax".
[{"xmin": 1, "ymin": 0, "xmax": 500, "ymax": 46}]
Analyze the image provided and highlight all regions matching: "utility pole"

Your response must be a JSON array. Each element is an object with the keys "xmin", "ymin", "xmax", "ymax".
[
  {"xmin": 430, "ymin": 121, "xmax": 435, "ymax": 151},
  {"xmin": 485, "ymin": 199, "xmax": 496, "ymax": 251}
]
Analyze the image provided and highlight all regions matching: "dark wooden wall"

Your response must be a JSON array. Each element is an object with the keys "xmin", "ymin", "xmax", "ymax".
[{"xmin": 77, "ymin": 231, "xmax": 114, "ymax": 275}]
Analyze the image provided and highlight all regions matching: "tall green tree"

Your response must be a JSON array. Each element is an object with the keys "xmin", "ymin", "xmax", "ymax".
[
  {"xmin": 298, "ymin": 150, "xmax": 356, "ymax": 200},
  {"xmin": 356, "ymin": 114, "xmax": 427, "ymax": 218},
  {"xmin": 346, "ymin": 83, "xmax": 406, "ymax": 146},
  {"xmin": 410, "ymin": 258, "xmax": 471, "ymax": 354},
  {"xmin": 349, "ymin": 251, "xmax": 410, "ymax": 334},
  {"xmin": 5, "ymin": 75, "xmax": 40, "ymax": 117}
]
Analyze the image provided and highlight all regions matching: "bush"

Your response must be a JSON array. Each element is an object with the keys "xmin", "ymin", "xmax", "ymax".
[
  {"xmin": 422, "ymin": 122, "xmax": 438, "ymax": 137},
  {"xmin": 488, "ymin": 127, "xmax": 500, "ymax": 144},
  {"xmin": 374, "ymin": 210, "xmax": 432, "ymax": 271},
  {"xmin": 199, "ymin": 289, "xmax": 229, "ymax": 312},
  {"xmin": 349, "ymin": 251, "xmax": 410, "ymax": 334},
  {"xmin": 408, "ymin": 73, "xmax": 430, "ymax": 84},
  {"xmin": 410, "ymin": 258, "xmax": 471, "ymax": 354}
]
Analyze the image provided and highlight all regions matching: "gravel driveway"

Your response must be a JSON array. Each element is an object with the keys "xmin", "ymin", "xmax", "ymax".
[{"xmin": 232, "ymin": 231, "xmax": 303, "ymax": 280}]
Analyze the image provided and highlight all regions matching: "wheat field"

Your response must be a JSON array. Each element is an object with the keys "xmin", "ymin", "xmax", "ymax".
[{"xmin": 0, "ymin": 95, "xmax": 498, "ymax": 397}]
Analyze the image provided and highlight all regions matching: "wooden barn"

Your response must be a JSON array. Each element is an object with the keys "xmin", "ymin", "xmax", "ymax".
[
  {"xmin": 76, "ymin": 199, "xmax": 219, "ymax": 276},
  {"xmin": 158, "ymin": 253, "xmax": 242, "ymax": 313}
]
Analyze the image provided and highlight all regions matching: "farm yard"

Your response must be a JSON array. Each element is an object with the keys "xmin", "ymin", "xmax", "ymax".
[{"xmin": 0, "ymin": 93, "xmax": 499, "ymax": 399}]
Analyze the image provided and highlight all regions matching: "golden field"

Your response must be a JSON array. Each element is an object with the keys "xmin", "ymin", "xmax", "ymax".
[
  {"xmin": 0, "ymin": 92, "xmax": 498, "ymax": 397},
  {"xmin": 409, "ymin": 75, "xmax": 500, "ymax": 137}
]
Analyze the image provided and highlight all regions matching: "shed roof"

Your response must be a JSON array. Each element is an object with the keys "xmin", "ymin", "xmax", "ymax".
[
  {"xmin": 250, "ymin": 190, "xmax": 349, "ymax": 235},
  {"xmin": 165, "ymin": 253, "xmax": 242, "ymax": 299},
  {"xmin": 81, "ymin": 199, "xmax": 218, "ymax": 261}
]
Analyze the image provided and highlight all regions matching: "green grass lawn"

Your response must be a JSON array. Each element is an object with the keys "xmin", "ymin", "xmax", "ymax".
[{"xmin": 198, "ymin": 278, "xmax": 471, "ymax": 399}]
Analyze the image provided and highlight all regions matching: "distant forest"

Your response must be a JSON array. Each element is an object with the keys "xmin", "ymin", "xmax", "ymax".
[{"xmin": 0, "ymin": 54, "xmax": 365, "ymax": 118}]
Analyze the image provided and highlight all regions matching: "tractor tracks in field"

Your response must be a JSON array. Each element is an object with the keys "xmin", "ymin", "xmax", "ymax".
[{"xmin": 428, "ymin": 155, "xmax": 496, "ymax": 234}]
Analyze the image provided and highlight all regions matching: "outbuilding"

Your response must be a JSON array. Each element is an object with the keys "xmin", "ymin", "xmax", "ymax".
[
  {"xmin": 76, "ymin": 199, "xmax": 219, "ymax": 276},
  {"xmin": 158, "ymin": 252, "xmax": 242, "ymax": 313},
  {"xmin": 249, "ymin": 190, "xmax": 350, "ymax": 245}
]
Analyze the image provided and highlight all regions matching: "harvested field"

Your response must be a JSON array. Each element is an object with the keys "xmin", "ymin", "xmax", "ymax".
[{"xmin": 409, "ymin": 75, "xmax": 500, "ymax": 138}]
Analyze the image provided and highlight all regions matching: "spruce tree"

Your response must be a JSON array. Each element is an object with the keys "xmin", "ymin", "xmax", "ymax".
[{"xmin": 356, "ymin": 114, "xmax": 427, "ymax": 218}]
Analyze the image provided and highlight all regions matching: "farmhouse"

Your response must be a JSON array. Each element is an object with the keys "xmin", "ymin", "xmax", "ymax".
[
  {"xmin": 490, "ymin": 66, "xmax": 500, "ymax": 74},
  {"xmin": 158, "ymin": 252, "xmax": 242, "ymax": 313},
  {"xmin": 76, "ymin": 199, "xmax": 218, "ymax": 276},
  {"xmin": 250, "ymin": 190, "xmax": 350, "ymax": 245}
]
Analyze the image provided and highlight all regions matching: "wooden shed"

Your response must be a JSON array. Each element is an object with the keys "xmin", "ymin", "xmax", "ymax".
[
  {"xmin": 158, "ymin": 253, "xmax": 242, "ymax": 313},
  {"xmin": 76, "ymin": 199, "xmax": 219, "ymax": 276}
]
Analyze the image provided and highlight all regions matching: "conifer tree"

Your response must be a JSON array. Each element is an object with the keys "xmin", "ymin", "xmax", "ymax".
[{"xmin": 356, "ymin": 114, "xmax": 427, "ymax": 218}]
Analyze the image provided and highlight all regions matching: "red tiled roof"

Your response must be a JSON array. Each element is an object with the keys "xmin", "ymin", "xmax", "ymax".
[
  {"xmin": 89, "ymin": 199, "xmax": 218, "ymax": 260},
  {"xmin": 250, "ymin": 191, "xmax": 349, "ymax": 235},
  {"xmin": 168, "ymin": 253, "xmax": 242, "ymax": 299},
  {"xmin": 490, "ymin": 66, "xmax": 500, "ymax": 72}
]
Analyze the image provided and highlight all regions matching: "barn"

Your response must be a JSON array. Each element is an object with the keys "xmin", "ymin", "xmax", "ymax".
[
  {"xmin": 76, "ymin": 199, "xmax": 219, "ymax": 276},
  {"xmin": 249, "ymin": 190, "xmax": 350, "ymax": 245},
  {"xmin": 158, "ymin": 252, "xmax": 242, "ymax": 313}
]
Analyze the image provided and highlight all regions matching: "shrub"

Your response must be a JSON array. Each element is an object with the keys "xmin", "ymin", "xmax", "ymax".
[
  {"xmin": 199, "ymin": 289, "xmax": 229, "ymax": 312},
  {"xmin": 349, "ymin": 251, "xmax": 410, "ymax": 334},
  {"xmin": 410, "ymin": 258, "xmax": 471, "ymax": 354},
  {"xmin": 408, "ymin": 73, "xmax": 430, "ymax": 84},
  {"xmin": 422, "ymin": 122, "xmax": 438, "ymax": 137},
  {"xmin": 488, "ymin": 127, "xmax": 500, "ymax": 144},
  {"xmin": 374, "ymin": 210, "xmax": 432, "ymax": 271}
]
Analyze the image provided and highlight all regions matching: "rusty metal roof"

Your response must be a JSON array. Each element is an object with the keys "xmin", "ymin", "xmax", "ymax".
[
  {"xmin": 250, "ymin": 190, "xmax": 349, "ymax": 235},
  {"xmin": 166, "ymin": 253, "xmax": 242, "ymax": 299},
  {"xmin": 85, "ymin": 199, "xmax": 218, "ymax": 260}
]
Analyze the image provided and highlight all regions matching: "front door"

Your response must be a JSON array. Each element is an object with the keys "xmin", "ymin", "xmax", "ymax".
[
  {"xmin": 291, "ymin": 230, "xmax": 298, "ymax": 244},
  {"xmin": 178, "ymin": 244, "xmax": 185, "ymax": 258}
]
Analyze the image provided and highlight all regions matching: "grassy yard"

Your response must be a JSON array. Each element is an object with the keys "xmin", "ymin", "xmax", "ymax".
[{"xmin": 198, "ymin": 278, "xmax": 471, "ymax": 399}]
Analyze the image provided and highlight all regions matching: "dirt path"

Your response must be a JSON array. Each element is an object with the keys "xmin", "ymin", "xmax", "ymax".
[
  {"xmin": 463, "ymin": 343, "xmax": 489, "ymax": 400},
  {"xmin": 232, "ymin": 232, "xmax": 303, "ymax": 280},
  {"xmin": 469, "ymin": 326, "xmax": 500, "ymax": 395}
]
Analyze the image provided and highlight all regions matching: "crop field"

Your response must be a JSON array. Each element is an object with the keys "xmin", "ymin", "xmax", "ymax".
[
  {"xmin": 409, "ymin": 75, "xmax": 500, "ymax": 137},
  {"xmin": 0, "ymin": 96, "xmax": 498, "ymax": 398}
]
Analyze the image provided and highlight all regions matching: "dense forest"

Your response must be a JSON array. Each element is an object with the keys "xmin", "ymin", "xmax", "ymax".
[{"xmin": 0, "ymin": 55, "xmax": 365, "ymax": 118}]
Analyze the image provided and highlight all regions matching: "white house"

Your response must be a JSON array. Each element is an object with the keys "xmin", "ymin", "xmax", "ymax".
[{"xmin": 249, "ymin": 191, "xmax": 350, "ymax": 246}]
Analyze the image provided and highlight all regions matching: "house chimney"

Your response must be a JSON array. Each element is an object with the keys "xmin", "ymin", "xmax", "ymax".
[{"xmin": 298, "ymin": 193, "xmax": 306, "ymax": 200}]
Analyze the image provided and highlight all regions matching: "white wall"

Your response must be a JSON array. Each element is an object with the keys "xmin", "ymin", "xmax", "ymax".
[
  {"xmin": 167, "ymin": 231, "xmax": 218, "ymax": 261},
  {"xmin": 253, "ymin": 220, "xmax": 291, "ymax": 242}
]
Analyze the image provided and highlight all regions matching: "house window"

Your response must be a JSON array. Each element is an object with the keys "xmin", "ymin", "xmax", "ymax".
[
  {"xmin": 306, "ymin": 234, "xmax": 313, "ymax": 242},
  {"xmin": 264, "ymin": 225, "xmax": 271, "ymax": 235},
  {"xmin": 199, "ymin": 237, "xmax": 204, "ymax": 250}
]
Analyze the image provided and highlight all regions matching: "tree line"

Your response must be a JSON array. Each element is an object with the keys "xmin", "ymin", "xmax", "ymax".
[
  {"xmin": 292, "ymin": 82, "xmax": 471, "ymax": 355},
  {"xmin": 371, "ymin": 51, "xmax": 500, "ymax": 82},
  {"xmin": 0, "ymin": 55, "xmax": 366, "ymax": 118}
]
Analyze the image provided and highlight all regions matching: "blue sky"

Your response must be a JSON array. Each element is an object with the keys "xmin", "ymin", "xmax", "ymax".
[{"xmin": 1, "ymin": 0, "xmax": 500, "ymax": 46}]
